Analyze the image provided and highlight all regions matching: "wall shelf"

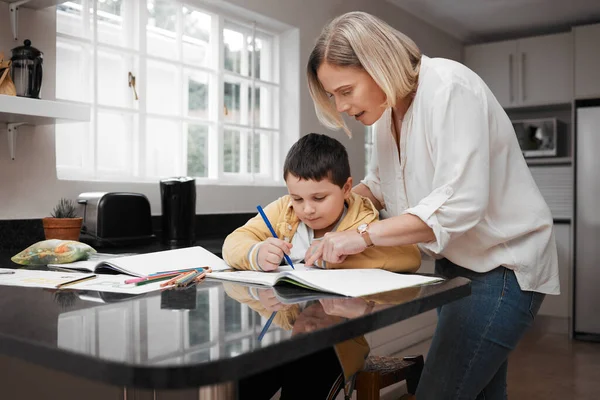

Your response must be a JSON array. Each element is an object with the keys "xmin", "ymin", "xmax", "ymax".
[
  {"xmin": 2, "ymin": 0, "xmax": 69, "ymax": 40},
  {"xmin": 0, "ymin": 95, "xmax": 90, "ymax": 159}
]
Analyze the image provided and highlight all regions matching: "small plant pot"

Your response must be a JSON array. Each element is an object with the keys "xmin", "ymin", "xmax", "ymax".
[{"xmin": 42, "ymin": 217, "xmax": 83, "ymax": 241}]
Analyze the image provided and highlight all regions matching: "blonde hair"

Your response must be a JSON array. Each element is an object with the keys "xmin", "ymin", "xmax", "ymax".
[{"xmin": 307, "ymin": 11, "xmax": 421, "ymax": 136}]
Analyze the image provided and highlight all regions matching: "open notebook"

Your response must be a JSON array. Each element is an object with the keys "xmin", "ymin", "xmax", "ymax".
[
  {"xmin": 209, "ymin": 264, "xmax": 443, "ymax": 297},
  {"xmin": 48, "ymin": 246, "xmax": 230, "ymax": 278}
]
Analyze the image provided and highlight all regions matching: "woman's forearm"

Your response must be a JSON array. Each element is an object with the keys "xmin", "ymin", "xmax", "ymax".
[
  {"xmin": 353, "ymin": 183, "xmax": 383, "ymax": 210},
  {"xmin": 368, "ymin": 213, "xmax": 435, "ymax": 247}
]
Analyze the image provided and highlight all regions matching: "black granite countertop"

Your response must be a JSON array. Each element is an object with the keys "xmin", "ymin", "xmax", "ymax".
[{"xmin": 0, "ymin": 249, "xmax": 470, "ymax": 389}]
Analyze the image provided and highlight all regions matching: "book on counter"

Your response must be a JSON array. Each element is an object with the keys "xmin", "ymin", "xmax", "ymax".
[
  {"xmin": 48, "ymin": 246, "xmax": 231, "ymax": 278},
  {"xmin": 208, "ymin": 264, "xmax": 443, "ymax": 297}
]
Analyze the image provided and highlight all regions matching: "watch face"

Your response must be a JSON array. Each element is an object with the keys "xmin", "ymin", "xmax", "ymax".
[{"xmin": 357, "ymin": 223, "xmax": 368, "ymax": 233}]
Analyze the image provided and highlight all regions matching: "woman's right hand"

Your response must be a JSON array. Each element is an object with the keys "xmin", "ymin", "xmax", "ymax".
[{"xmin": 257, "ymin": 237, "xmax": 293, "ymax": 271}]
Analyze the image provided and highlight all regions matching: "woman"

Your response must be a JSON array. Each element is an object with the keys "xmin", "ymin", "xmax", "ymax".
[{"xmin": 304, "ymin": 11, "xmax": 559, "ymax": 400}]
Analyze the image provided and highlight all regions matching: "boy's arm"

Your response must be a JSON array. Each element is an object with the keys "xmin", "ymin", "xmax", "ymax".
[
  {"xmin": 222, "ymin": 197, "xmax": 286, "ymax": 271},
  {"xmin": 334, "ymin": 243, "xmax": 421, "ymax": 272}
]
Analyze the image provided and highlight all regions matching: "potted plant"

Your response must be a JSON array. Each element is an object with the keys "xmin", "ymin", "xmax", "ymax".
[{"xmin": 42, "ymin": 198, "xmax": 83, "ymax": 241}]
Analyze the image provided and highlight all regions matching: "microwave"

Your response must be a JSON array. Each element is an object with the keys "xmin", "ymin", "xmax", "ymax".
[{"xmin": 511, "ymin": 118, "xmax": 565, "ymax": 158}]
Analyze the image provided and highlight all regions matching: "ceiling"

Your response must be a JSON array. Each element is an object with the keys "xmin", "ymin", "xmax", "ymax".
[{"xmin": 386, "ymin": 0, "xmax": 600, "ymax": 43}]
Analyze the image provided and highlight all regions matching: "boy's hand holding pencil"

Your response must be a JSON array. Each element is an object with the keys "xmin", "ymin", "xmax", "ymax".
[{"xmin": 257, "ymin": 238, "xmax": 293, "ymax": 271}]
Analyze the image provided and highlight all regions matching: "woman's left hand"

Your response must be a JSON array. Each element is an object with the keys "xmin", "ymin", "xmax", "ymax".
[{"xmin": 304, "ymin": 230, "xmax": 367, "ymax": 266}]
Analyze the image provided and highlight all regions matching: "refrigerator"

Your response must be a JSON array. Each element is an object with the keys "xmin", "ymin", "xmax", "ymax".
[{"xmin": 575, "ymin": 100, "xmax": 600, "ymax": 341}]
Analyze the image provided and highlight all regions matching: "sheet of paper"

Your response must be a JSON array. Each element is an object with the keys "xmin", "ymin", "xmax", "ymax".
[
  {"xmin": 67, "ymin": 274, "xmax": 165, "ymax": 294},
  {"xmin": 0, "ymin": 268, "xmax": 96, "ymax": 289}
]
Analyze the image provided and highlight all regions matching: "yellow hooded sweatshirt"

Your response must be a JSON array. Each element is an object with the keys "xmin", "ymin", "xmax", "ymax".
[{"xmin": 222, "ymin": 192, "xmax": 421, "ymax": 272}]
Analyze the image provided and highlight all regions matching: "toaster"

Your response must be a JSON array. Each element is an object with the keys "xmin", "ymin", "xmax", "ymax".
[{"xmin": 77, "ymin": 192, "xmax": 155, "ymax": 247}]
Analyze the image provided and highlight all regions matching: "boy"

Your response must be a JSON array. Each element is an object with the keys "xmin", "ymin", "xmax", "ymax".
[{"xmin": 223, "ymin": 133, "xmax": 420, "ymax": 272}]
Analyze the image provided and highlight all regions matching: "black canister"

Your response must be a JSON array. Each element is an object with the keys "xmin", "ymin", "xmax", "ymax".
[
  {"xmin": 160, "ymin": 177, "xmax": 196, "ymax": 246},
  {"xmin": 10, "ymin": 39, "xmax": 43, "ymax": 99}
]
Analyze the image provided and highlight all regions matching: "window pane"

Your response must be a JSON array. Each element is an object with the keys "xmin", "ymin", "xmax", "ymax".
[
  {"xmin": 248, "ymin": 37, "xmax": 263, "ymax": 80},
  {"xmin": 96, "ymin": 0, "xmax": 132, "ymax": 48},
  {"xmin": 224, "ymin": 129, "xmax": 240, "ymax": 173},
  {"xmin": 188, "ymin": 291, "xmax": 210, "ymax": 345},
  {"xmin": 225, "ymin": 340, "xmax": 245, "ymax": 357},
  {"xmin": 147, "ymin": 60, "xmax": 179, "ymax": 115},
  {"xmin": 224, "ymin": 81, "xmax": 241, "ymax": 123},
  {"xmin": 56, "ymin": 121, "xmax": 89, "ymax": 169},
  {"xmin": 183, "ymin": 8, "xmax": 212, "ymax": 67},
  {"xmin": 184, "ymin": 349, "xmax": 211, "ymax": 363},
  {"xmin": 57, "ymin": 1, "xmax": 86, "ymax": 38},
  {"xmin": 248, "ymin": 35, "xmax": 274, "ymax": 82},
  {"xmin": 147, "ymin": 0, "xmax": 178, "ymax": 61},
  {"xmin": 187, "ymin": 124, "xmax": 208, "ymax": 178},
  {"xmin": 97, "ymin": 110, "xmax": 133, "ymax": 174},
  {"xmin": 247, "ymin": 131, "xmax": 271, "ymax": 174},
  {"xmin": 248, "ymin": 85, "xmax": 277, "ymax": 128},
  {"xmin": 187, "ymin": 71, "xmax": 209, "ymax": 119},
  {"xmin": 98, "ymin": 50, "xmax": 137, "ymax": 108},
  {"xmin": 146, "ymin": 118, "xmax": 182, "ymax": 177},
  {"xmin": 56, "ymin": 39, "xmax": 91, "ymax": 102},
  {"xmin": 365, "ymin": 126, "xmax": 374, "ymax": 175},
  {"xmin": 246, "ymin": 131, "xmax": 260, "ymax": 174},
  {"xmin": 224, "ymin": 296, "xmax": 242, "ymax": 333},
  {"xmin": 223, "ymin": 29, "xmax": 243, "ymax": 74}
]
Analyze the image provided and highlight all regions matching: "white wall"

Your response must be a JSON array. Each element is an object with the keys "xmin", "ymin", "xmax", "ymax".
[{"xmin": 0, "ymin": 1, "xmax": 462, "ymax": 219}]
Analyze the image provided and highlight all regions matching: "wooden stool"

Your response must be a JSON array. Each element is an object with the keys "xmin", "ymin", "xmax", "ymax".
[{"xmin": 355, "ymin": 355, "xmax": 424, "ymax": 400}]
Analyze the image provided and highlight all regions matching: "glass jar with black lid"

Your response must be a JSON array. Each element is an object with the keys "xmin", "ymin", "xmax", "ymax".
[{"xmin": 10, "ymin": 39, "xmax": 43, "ymax": 99}]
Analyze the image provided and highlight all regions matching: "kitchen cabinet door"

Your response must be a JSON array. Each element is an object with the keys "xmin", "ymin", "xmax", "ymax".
[
  {"xmin": 517, "ymin": 32, "xmax": 573, "ymax": 106},
  {"xmin": 574, "ymin": 23, "xmax": 600, "ymax": 99},
  {"xmin": 464, "ymin": 40, "xmax": 517, "ymax": 108}
]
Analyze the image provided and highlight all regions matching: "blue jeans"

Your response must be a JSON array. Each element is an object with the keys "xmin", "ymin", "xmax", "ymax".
[{"xmin": 415, "ymin": 259, "xmax": 545, "ymax": 400}]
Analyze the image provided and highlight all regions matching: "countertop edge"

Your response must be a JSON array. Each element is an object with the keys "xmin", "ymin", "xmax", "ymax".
[{"xmin": 0, "ymin": 278, "xmax": 471, "ymax": 389}]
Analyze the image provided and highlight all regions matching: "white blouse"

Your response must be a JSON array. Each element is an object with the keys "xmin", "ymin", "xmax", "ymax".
[{"xmin": 361, "ymin": 56, "xmax": 559, "ymax": 295}]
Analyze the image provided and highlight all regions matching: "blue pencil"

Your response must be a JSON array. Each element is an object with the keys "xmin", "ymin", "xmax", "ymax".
[
  {"xmin": 258, "ymin": 311, "xmax": 276, "ymax": 341},
  {"xmin": 256, "ymin": 205, "xmax": 295, "ymax": 270}
]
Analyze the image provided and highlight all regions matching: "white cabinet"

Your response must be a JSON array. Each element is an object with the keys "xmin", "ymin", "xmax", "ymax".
[
  {"xmin": 465, "ymin": 32, "xmax": 573, "ymax": 108},
  {"xmin": 464, "ymin": 40, "xmax": 515, "ymax": 107},
  {"xmin": 365, "ymin": 258, "xmax": 437, "ymax": 356},
  {"xmin": 574, "ymin": 23, "xmax": 600, "ymax": 99}
]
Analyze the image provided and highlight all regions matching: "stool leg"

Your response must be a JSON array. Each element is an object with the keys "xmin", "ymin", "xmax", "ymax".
[
  {"xmin": 403, "ymin": 355, "xmax": 425, "ymax": 395},
  {"xmin": 355, "ymin": 372, "xmax": 381, "ymax": 400}
]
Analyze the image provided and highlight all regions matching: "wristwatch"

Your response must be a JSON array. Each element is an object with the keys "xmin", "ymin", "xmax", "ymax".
[{"xmin": 357, "ymin": 223, "xmax": 374, "ymax": 247}]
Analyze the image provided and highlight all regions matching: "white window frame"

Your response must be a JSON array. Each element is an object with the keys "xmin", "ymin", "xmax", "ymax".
[{"xmin": 55, "ymin": 0, "xmax": 295, "ymax": 186}]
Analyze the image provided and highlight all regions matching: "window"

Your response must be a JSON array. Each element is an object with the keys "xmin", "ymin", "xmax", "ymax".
[
  {"xmin": 365, "ymin": 125, "xmax": 374, "ymax": 176},
  {"xmin": 55, "ymin": 0, "xmax": 290, "ymax": 185}
]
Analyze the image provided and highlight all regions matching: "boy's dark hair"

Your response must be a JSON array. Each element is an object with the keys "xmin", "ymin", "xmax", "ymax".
[{"xmin": 283, "ymin": 133, "xmax": 351, "ymax": 188}]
